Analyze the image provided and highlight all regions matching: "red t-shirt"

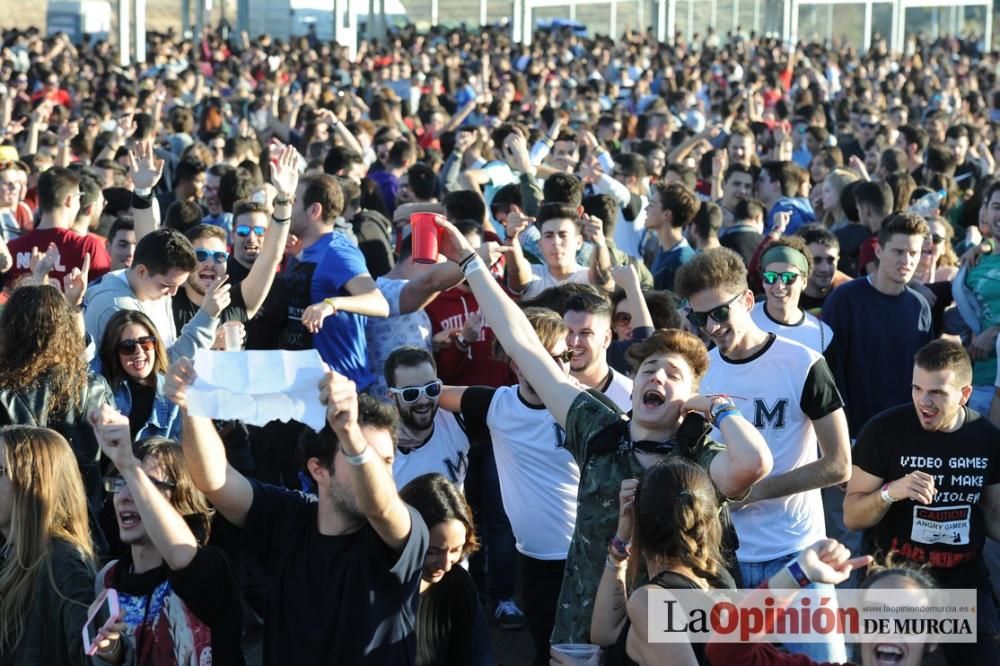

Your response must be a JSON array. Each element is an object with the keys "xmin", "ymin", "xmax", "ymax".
[
  {"xmin": 858, "ymin": 236, "xmax": 879, "ymax": 275},
  {"xmin": 6, "ymin": 227, "xmax": 111, "ymax": 287}
]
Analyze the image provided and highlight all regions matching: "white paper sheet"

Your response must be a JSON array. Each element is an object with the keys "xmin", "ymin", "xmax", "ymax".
[{"xmin": 186, "ymin": 348, "xmax": 328, "ymax": 431}]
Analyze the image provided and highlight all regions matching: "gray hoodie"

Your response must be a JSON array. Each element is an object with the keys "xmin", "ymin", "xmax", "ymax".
[{"xmin": 84, "ymin": 269, "xmax": 217, "ymax": 362}]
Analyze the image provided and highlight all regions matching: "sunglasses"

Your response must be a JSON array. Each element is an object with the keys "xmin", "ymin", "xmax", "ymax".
[
  {"xmin": 388, "ymin": 380, "xmax": 443, "ymax": 403},
  {"xmin": 762, "ymin": 271, "xmax": 800, "ymax": 286},
  {"xmin": 235, "ymin": 224, "xmax": 267, "ymax": 238},
  {"xmin": 613, "ymin": 311, "xmax": 632, "ymax": 326},
  {"xmin": 859, "ymin": 122, "xmax": 878, "ymax": 129},
  {"xmin": 195, "ymin": 249, "xmax": 229, "ymax": 264},
  {"xmin": 685, "ymin": 292, "xmax": 744, "ymax": 329},
  {"xmin": 104, "ymin": 475, "xmax": 176, "ymax": 494},
  {"xmin": 931, "ymin": 234, "xmax": 945, "ymax": 245},
  {"xmin": 117, "ymin": 335, "xmax": 156, "ymax": 355},
  {"xmin": 550, "ymin": 350, "xmax": 575, "ymax": 364}
]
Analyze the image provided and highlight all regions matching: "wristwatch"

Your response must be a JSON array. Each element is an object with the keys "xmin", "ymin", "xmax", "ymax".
[{"xmin": 880, "ymin": 483, "xmax": 896, "ymax": 504}]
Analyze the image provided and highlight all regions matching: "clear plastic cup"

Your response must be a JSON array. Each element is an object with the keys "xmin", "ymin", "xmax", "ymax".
[
  {"xmin": 551, "ymin": 644, "xmax": 600, "ymax": 665},
  {"xmin": 410, "ymin": 212, "xmax": 443, "ymax": 264},
  {"xmin": 221, "ymin": 321, "xmax": 243, "ymax": 351}
]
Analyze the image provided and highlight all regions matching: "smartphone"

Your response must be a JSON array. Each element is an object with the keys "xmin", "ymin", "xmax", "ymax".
[{"xmin": 82, "ymin": 589, "xmax": 120, "ymax": 657}]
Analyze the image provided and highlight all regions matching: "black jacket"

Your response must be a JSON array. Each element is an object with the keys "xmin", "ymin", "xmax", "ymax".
[{"xmin": 0, "ymin": 372, "xmax": 113, "ymax": 514}]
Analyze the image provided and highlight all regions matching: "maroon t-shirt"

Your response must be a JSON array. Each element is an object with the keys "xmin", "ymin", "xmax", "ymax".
[{"xmin": 6, "ymin": 227, "xmax": 112, "ymax": 287}]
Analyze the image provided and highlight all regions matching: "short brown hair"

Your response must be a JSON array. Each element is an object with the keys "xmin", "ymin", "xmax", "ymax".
[
  {"xmin": 185, "ymin": 223, "xmax": 228, "ymax": 245},
  {"xmin": 494, "ymin": 307, "xmax": 568, "ymax": 364},
  {"xmin": 626, "ymin": 329, "xmax": 709, "ymax": 385},
  {"xmin": 652, "ymin": 182, "xmax": 700, "ymax": 229},
  {"xmin": 302, "ymin": 174, "xmax": 345, "ymax": 223},
  {"xmin": 674, "ymin": 247, "xmax": 748, "ymax": 300},
  {"xmin": 232, "ymin": 200, "xmax": 269, "ymax": 224},
  {"xmin": 878, "ymin": 212, "xmax": 929, "ymax": 247},
  {"xmin": 914, "ymin": 340, "xmax": 973, "ymax": 387}
]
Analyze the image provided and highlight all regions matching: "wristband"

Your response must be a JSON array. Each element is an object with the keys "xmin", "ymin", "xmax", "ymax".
[
  {"xmin": 786, "ymin": 559, "xmax": 812, "ymax": 588},
  {"xmin": 344, "ymin": 445, "xmax": 374, "ymax": 466},
  {"xmin": 130, "ymin": 190, "xmax": 153, "ymax": 210},
  {"xmin": 880, "ymin": 483, "xmax": 896, "ymax": 504},
  {"xmin": 134, "ymin": 187, "xmax": 153, "ymax": 197},
  {"xmin": 714, "ymin": 407, "xmax": 740, "ymax": 427},
  {"xmin": 710, "ymin": 397, "xmax": 738, "ymax": 424},
  {"xmin": 272, "ymin": 215, "xmax": 291, "ymax": 225},
  {"xmin": 462, "ymin": 255, "xmax": 485, "ymax": 277},
  {"xmin": 323, "ymin": 297, "xmax": 337, "ymax": 312},
  {"xmin": 606, "ymin": 554, "xmax": 627, "ymax": 572},
  {"xmin": 273, "ymin": 195, "xmax": 295, "ymax": 207},
  {"xmin": 611, "ymin": 535, "xmax": 629, "ymax": 558}
]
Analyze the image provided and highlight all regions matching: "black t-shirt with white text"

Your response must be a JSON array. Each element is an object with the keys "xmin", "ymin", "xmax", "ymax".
[{"xmin": 853, "ymin": 405, "xmax": 1000, "ymax": 586}]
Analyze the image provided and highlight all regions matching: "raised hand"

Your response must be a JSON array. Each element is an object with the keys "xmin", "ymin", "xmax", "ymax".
[
  {"xmin": 270, "ymin": 144, "xmax": 300, "ymax": 196},
  {"xmin": 129, "ymin": 140, "xmax": 164, "ymax": 191},
  {"xmin": 88, "ymin": 405, "xmax": 136, "ymax": 470},
  {"xmin": 615, "ymin": 478, "xmax": 638, "ymax": 545},
  {"xmin": 163, "ymin": 357, "xmax": 198, "ymax": 410},
  {"xmin": 63, "ymin": 252, "xmax": 90, "ymax": 306},
  {"xmin": 318, "ymin": 370, "xmax": 359, "ymax": 435},
  {"xmin": 581, "ymin": 214, "xmax": 605, "ymax": 246},
  {"xmin": 504, "ymin": 211, "xmax": 535, "ymax": 243},
  {"xmin": 610, "ymin": 263, "xmax": 639, "ymax": 290},
  {"xmin": 432, "ymin": 216, "xmax": 477, "ymax": 264},
  {"xmin": 200, "ymin": 275, "xmax": 232, "ymax": 318}
]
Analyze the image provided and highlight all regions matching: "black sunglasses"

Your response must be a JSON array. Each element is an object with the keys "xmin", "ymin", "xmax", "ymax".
[
  {"xmin": 389, "ymin": 380, "xmax": 443, "ymax": 403},
  {"xmin": 931, "ymin": 234, "xmax": 945, "ymax": 245},
  {"xmin": 117, "ymin": 335, "xmax": 156, "ymax": 355},
  {"xmin": 550, "ymin": 350, "xmax": 575, "ymax": 364},
  {"xmin": 685, "ymin": 292, "xmax": 744, "ymax": 328},
  {"xmin": 104, "ymin": 475, "xmax": 176, "ymax": 494},
  {"xmin": 195, "ymin": 249, "xmax": 229, "ymax": 264},
  {"xmin": 235, "ymin": 224, "xmax": 267, "ymax": 238},
  {"xmin": 762, "ymin": 271, "xmax": 800, "ymax": 286}
]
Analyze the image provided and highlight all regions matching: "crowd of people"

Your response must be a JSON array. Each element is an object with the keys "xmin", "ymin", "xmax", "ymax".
[{"xmin": 0, "ymin": 17, "xmax": 998, "ymax": 666}]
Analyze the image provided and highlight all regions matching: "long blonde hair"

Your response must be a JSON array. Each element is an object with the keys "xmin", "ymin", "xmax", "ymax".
[{"xmin": 0, "ymin": 426, "xmax": 94, "ymax": 655}]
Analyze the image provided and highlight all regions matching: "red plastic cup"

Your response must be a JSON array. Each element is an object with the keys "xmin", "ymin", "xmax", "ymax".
[{"xmin": 410, "ymin": 212, "xmax": 443, "ymax": 264}]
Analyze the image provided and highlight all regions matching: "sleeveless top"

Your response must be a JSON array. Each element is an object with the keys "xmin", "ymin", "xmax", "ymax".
[{"xmin": 607, "ymin": 568, "xmax": 736, "ymax": 666}]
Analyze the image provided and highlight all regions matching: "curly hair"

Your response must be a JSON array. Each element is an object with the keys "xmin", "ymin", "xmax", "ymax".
[
  {"xmin": 0, "ymin": 286, "xmax": 88, "ymax": 414},
  {"xmin": 629, "ymin": 457, "xmax": 723, "ymax": 589}
]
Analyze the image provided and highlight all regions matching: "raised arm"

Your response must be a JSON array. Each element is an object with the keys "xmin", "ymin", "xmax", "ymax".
[
  {"xmin": 238, "ymin": 146, "xmax": 296, "ymax": 318},
  {"xmin": 91, "ymin": 405, "xmax": 200, "ymax": 570},
  {"xmin": 612, "ymin": 264, "xmax": 654, "ymax": 330},
  {"xmin": 434, "ymin": 217, "xmax": 581, "ymax": 427},
  {"xmin": 321, "ymin": 370, "xmax": 413, "ymax": 552},
  {"xmin": 128, "ymin": 139, "xmax": 165, "ymax": 241},
  {"xmin": 164, "ymin": 358, "xmax": 254, "ymax": 527},
  {"xmin": 679, "ymin": 396, "xmax": 773, "ymax": 499},
  {"xmin": 398, "ymin": 262, "xmax": 463, "ymax": 314}
]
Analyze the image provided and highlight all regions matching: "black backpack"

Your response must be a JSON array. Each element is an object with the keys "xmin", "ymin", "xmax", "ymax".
[{"xmin": 350, "ymin": 209, "xmax": 395, "ymax": 278}]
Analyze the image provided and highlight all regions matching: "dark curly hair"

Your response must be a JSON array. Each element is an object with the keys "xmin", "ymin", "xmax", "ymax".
[{"xmin": 0, "ymin": 285, "xmax": 88, "ymax": 413}]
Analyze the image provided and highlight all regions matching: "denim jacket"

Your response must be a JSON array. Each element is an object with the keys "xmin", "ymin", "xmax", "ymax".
[{"xmin": 112, "ymin": 374, "xmax": 182, "ymax": 442}]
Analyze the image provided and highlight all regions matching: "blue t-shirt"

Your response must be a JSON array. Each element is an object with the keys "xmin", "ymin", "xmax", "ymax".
[
  {"xmin": 651, "ymin": 238, "xmax": 695, "ymax": 291},
  {"xmin": 285, "ymin": 232, "xmax": 375, "ymax": 390},
  {"xmin": 822, "ymin": 277, "xmax": 933, "ymax": 437}
]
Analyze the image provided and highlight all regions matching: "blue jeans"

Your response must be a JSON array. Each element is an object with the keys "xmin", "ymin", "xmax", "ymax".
[
  {"xmin": 740, "ymin": 552, "xmax": 847, "ymax": 663},
  {"xmin": 466, "ymin": 445, "xmax": 517, "ymax": 603}
]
